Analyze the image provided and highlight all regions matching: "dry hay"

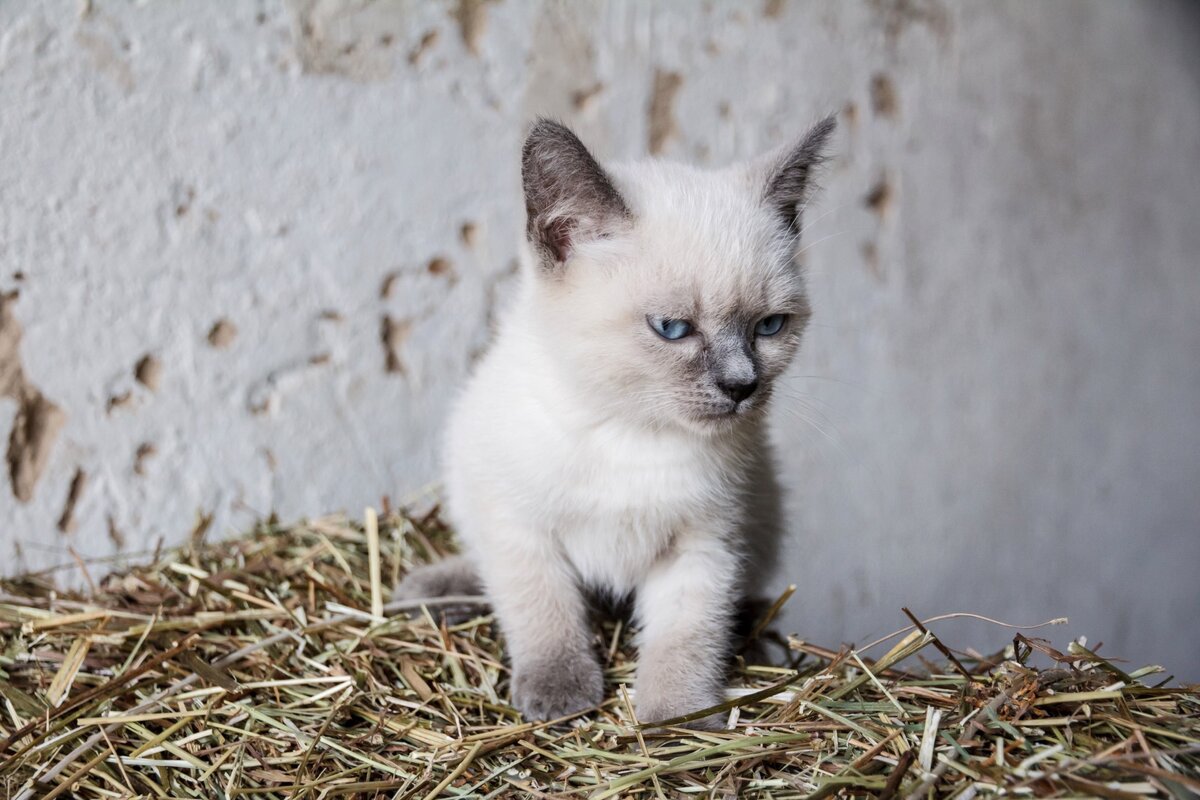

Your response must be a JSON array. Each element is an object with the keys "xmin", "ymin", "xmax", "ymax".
[{"xmin": 1, "ymin": 508, "xmax": 1197, "ymax": 799}]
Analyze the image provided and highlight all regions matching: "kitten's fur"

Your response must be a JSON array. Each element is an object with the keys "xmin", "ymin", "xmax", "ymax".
[{"xmin": 396, "ymin": 117, "xmax": 835, "ymax": 728}]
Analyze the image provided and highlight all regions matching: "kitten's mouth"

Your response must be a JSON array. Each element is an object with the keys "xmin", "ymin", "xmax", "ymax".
[
  {"xmin": 674, "ymin": 392, "xmax": 768, "ymax": 431},
  {"xmin": 696, "ymin": 399, "xmax": 756, "ymax": 422}
]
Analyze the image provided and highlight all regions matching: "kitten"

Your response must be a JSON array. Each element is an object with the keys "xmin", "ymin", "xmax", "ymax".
[{"xmin": 396, "ymin": 117, "xmax": 835, "ymax": 728}]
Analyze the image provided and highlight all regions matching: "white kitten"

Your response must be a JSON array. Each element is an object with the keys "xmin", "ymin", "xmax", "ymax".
[{"xmin": 396, "ymin": 117, "xmax": 835, "ymax": 728}]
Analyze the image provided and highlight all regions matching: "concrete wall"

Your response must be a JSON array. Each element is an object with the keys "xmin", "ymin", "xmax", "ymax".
[{"xmin": 2, "ymin": 1, "xmax": 1198, "ymax": 677}]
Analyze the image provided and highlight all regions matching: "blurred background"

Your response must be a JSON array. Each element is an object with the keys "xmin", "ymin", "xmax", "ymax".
[{"xmin": 2, "ymin": 1, "xmax": 1198, "ymax": 677}]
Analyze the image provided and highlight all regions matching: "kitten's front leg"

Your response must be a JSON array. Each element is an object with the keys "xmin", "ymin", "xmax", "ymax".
[
  {"xmin": 479, "ymin": 526, "xmax": 602, "ymax": 721},
  {"xmin": 634, "ymin": 535, "xmax": 738, "ymax": 730}
]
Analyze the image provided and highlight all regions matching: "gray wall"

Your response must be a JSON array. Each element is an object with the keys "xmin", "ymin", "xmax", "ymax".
[{"xmin": 2, "ymin": 1, "xmax": 1197, "ymax": 677}]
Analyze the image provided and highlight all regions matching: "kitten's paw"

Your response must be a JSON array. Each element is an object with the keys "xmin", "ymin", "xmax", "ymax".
[
  {"xmin": 511, "ymin": 652, "xmax": 603, "ymax": 721},
  {"xmin": 392, "ymin": 556, "xmax": 485, "ymax": 622}
]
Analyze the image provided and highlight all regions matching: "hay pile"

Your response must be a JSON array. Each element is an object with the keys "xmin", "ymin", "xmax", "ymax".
[{"xmin": 1, "ymin": 508, "xmax": 1197, "ymax": 799}]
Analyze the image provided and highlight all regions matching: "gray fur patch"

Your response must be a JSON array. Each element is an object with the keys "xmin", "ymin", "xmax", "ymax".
[
  {"xmin": 763, "ymin": 115, "xmax": 837, "ymax": 234},
  {"xmin": 511, "ymin": 648, "xmax": 604, "ymax": 720},
  {"xmin": 521, "ymin": 118, "xmax": 631, "ymax": 270},
  {"xmin": 705, "ymin": 328, "xmax": 758, "ymax": 388},
  {"xmin": 392, "ymin": 555, "xmax": 485, "ymax": 622}
]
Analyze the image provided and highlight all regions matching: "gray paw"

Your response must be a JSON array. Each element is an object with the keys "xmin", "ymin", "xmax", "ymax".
[{"xmin": 511, "ymin": 651, "xmax": 603, "ymax": 721}]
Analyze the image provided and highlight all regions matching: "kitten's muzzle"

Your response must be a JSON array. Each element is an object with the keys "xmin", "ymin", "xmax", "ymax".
[{"xmin": 717, "ymin": 378, "xmax": 759, "ymax": 404}]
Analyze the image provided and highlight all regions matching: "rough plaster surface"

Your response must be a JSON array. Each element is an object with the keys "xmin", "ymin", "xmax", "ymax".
[{"xmin": 1, "ymin": 1, "xmax": 1198, "ymax": 677}]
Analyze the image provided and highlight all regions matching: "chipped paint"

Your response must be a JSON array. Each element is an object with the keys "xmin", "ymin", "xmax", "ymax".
[
  {"xmin": 841, "ymin": 100, "xmax": 859, "ymax": 131},
  {"xmin": 207, "ymin": 319, "xmax": 237, "ymax": 349},
  {"xmin": 647, "ymin": 69, "xmax": 683, "ymax": 156},
  {"xmin": 869, "ymin": 0, "xmax": 951, "ymax": 48},
  {"xmin": 408, "ymin": 29, "xmax": 439, "ymax": 66},
  {"xmin": 865, "ymin": 173, "xmax": 894, "ymax": 218},
  {"xmin": 427, "ymin": 257, "xmax": 453, "ymax": 279},
  {"xmin": 453, "ymin": 0, "xmax": 494, "ymax": 56},
  {"xmin": 572, "ymin": 82, "xmax": 605, "ymax": 113},
  {"xmin": 105, "ymin": 515, "xmax": 125, "ymax": 548},
  {"xmin": 106, "ymin": 392, "xmax": 132, "ymax": 413},
  {"xmin": 381, "ymin": 315, "xmax": 412, "ymax": 375},
  {"xmin": 74, "ymin": 23, "xmax": 135, "ymax": 92},
  {"xmin": 134, "ymin": 355, "xmax": 162, "ymax": 391},
  {"xmin": 57, "ymin": 467, "xmax": 87, "ymax": 533},
  {"xmin": 288, "ymin": 0, "xmax": 410, "ymax": 81},
  {"xmin": 0, "ymin": 293, "xmax": 23, "ymax": 398},
  {"xmin": 460, "ymin": 222, "xmax": 479, "ymax": 249},
  {"xmin": 6, "ymin": 393, "xmax": 66, "ymax": 503},
  {"xmin": 1, "ymin": 291, "xmax": 66, "ymax": 502},
  {"xmin": 861, "ymin": 240, "xmax": 883, "ymax": 282},
  {"xmin": 133, "ymin": 442, "xmax": 156, "ymax": 476},
  {"xmin": 870, "ymin": 73, "xmax": 898, "ymax": 118},
  {"xmin": 380, "ymin": 272, "xmax": 400, "ymax": 300}
]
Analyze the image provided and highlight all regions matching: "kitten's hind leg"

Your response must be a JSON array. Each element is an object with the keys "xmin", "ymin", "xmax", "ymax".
[{"xmin": 392, "ymin": 555, "xmax": 487, "ymax": 621}]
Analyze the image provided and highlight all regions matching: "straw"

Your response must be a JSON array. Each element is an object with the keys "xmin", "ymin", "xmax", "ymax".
[
  {"xmin": 364, "ymin": 506, "xmax": 383, "ymax": 623},
  {"xmin": 0, "ymin": 508, "xmax": 1196, "ymax": 798}
]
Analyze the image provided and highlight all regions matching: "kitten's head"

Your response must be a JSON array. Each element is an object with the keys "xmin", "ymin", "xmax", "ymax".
[{"xmin": 520, "ymin": 117, "xmax": 835, "ymax": 435}]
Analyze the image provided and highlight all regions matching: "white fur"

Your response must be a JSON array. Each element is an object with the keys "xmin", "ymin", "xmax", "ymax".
[
  {"xmin": 394, "ymin": 118, "xmax": 833, "ymax": 725},
  {"xmin": 440, "ymin": 150, "xmax": 816, "ymax": 725}
]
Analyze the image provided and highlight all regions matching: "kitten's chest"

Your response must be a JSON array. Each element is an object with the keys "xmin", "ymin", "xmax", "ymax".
[
  {"xmin": 537, "ymin": 430, "xmax": 738, "ymax": 591},
  {"xmin": 557, "ymin": 455, "xmax": 704, "ymax": 522}
]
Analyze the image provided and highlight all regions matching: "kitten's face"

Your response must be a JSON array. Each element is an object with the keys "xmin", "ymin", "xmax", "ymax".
[
  {"xmin": 521, "ymin": 119, "xmax": 833, "ymax": 434},
  {"xmin": 539, "ymin": 166, "xmax": 810, "ymax": 433}
]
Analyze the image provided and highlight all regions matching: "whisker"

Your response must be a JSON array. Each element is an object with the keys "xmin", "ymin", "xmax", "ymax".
[
  {"xmin": 777, "ymin": 373, "xmax": 868, "ymax": 392},
  {"xmin": 795, "ymin": 229, "xmax": 849, "ymax": 261},
  {"xmin": 797, "ymin": 200, "xmax": 853, "ymax": 239}
]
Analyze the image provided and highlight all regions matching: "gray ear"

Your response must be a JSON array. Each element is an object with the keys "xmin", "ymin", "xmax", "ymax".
[
  {"xmin": 761, "ymin": 115, "xmax": 837, "ymax": 235},
  {"xmin": 522, "ymin": 119, "xmax": 631, "ymax": 271}
]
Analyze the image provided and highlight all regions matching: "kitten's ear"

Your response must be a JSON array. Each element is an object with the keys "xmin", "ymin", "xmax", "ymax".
[
  {"xmin": 522, "ymin": 119, "xmax": 631, "ymax": 271},
  {"xmin": 759, "ymin": 115, "xmax": 837, "ymax": 235}
]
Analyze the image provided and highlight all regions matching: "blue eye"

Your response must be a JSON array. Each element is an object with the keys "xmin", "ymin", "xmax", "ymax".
[
  {"xmin": 648, "ymin": 316, "xmax": 693, "ymax": 340},
  {"xmin": 755, "ymin": 314, "xmax": 787, "ymax": 337}
]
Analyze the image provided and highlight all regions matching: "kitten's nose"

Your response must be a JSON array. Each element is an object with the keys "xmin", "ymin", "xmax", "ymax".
[{"xmin": 718, "ymin": 379, "xmax": 759, "ymax": 404}]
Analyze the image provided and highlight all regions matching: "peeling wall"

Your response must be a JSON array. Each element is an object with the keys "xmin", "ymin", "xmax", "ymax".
[
  {"xmin": 1, "ymin": 291, "xmax": 66, "ymax": 504},
  {"xmin": 2, "ymin": 1, "xmax": 1199, "ymax": 676}
]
